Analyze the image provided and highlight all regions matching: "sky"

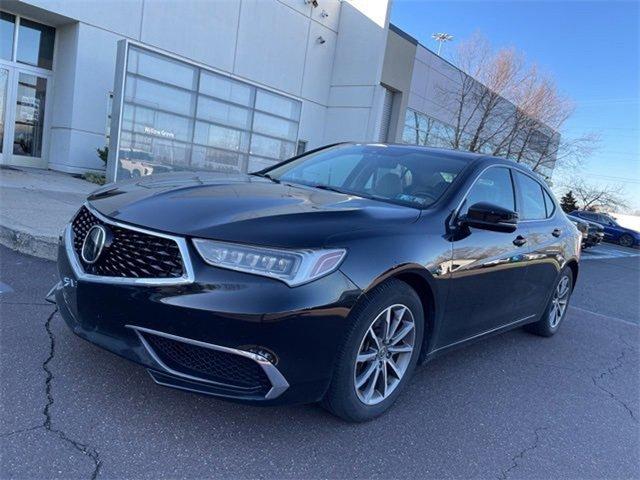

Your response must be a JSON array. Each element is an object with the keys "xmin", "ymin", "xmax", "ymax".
[{"xmin": 390, "ymin": 0, "xmax": 640, "ymax": 212}]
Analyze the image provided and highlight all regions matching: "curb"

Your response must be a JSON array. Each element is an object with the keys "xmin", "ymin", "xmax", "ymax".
[{"xmin": 0, "ymin": 224, "xmax": 58, "ymax": 261}]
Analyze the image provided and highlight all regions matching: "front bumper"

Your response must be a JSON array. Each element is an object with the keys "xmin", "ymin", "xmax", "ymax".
[{"xmin": 54, "ymin": 224, "xmax": 360, "ymax": 405}]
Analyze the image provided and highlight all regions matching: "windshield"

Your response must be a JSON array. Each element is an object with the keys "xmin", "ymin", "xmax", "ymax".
[{"xmin": 262, "ymin": 144, "xmax": 470, "ymax": 208}]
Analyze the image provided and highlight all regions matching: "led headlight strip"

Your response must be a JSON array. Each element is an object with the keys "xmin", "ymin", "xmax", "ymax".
[{"xmin": 192, "ymin": 239, "xmax": 346, "ymax": 287}]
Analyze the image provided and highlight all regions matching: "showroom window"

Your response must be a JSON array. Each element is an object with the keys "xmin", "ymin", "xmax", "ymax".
[{"xmin": 112, "ymin": 43, "xmax": 301, "ymax": 180}]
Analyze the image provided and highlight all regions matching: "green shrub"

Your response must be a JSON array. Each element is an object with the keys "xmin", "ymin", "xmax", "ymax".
[
  {"xmin": 83, "ymin": 172, "xmax": 106, "ymax": 185},
  {"xmin": 97, "ymin": 146, "xmax": 108, "ymax": 166}
]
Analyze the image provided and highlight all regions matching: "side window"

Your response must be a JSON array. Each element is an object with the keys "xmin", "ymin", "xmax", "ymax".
[
  {"xmin": 515, "ymin": 172, "xmax": 546, "ymax": 220},
  {"xmin": 542, "ymin": 189, "xmax": 556, "ymax": 218},
  {"xmin": 460, "ymin": 167, "xmax": 515, "ymax": 216}
]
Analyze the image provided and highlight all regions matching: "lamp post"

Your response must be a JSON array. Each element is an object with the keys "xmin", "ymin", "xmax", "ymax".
[{"xmin": 431, "ymin": 32, "xmax": 454, "ymax": 56}]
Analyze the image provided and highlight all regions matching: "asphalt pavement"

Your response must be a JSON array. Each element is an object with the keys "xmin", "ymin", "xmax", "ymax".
[{"xmin": 1, "ymin": 243, "xmax": 638, "ymax": 479}]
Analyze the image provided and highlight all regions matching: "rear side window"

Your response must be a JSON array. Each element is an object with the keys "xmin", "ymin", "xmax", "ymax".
[
  {"xmin": 515, "ymin": 172, "xmax": 546, "ymax": 220},
  {"xmin": 460, "ymin": 167, "xmax": 515, "ymax": 215},
  {"xmin": 543, "ymin": 189, "xmax": 556, "ymax": 218}
]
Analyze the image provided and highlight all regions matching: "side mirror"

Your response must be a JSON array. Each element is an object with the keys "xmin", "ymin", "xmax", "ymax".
[{"xmin": 459, "ymin": 202, "xmax": 518, "ymax": 233}]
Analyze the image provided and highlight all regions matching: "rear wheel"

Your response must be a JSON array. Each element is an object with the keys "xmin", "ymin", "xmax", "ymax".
[
  {"xmin": 619, "ymin": 234, "xmax": 634, "ymax": 248},
  {"xmin": 323, "ymin": 279, "xmax": 424, "ymax": 422},
  {"xmin": 524, "ymin": 267, "xmax": 573, "ymax": 337}
]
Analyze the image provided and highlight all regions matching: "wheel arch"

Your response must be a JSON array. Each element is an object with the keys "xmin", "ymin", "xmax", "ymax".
[
  {"xmin": 565, "ymin": 258, "xmax": 579, "ymax": 285},
  {"xmin": 392, "ymin": 271, "xmax": 436, "ymax": 364},
  {"xmin": 363, "ymin": 265, "xmax": 439, "ymax": 364}
]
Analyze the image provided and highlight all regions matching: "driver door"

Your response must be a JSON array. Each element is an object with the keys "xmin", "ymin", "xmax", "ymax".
[{"xmin": 438, "ymin": 167, "xmax": 530, "ymax": 347}]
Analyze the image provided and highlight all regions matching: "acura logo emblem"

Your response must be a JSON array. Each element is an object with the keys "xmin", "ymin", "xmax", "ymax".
[{"xmin": 81, "ymin": 225, "xmax": 108, "ymax": 264}]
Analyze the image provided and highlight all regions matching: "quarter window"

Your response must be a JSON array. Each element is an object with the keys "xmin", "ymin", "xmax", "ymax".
[
  {"xmin": 460, "ymin": 167, "xmax": 515, "ymax": 216},
  {"xmin": 515, "ymin": 172, "xmax": 546, "ymax": 220},
  {"xmin": 543, "ymin": 189, "xmax": 556, "ymax": 218}
]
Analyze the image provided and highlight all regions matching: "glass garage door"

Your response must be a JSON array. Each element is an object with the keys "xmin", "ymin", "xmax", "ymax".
[{"xmin": 113, "ymin": 44, "xmax": 301, "ymax": 180}]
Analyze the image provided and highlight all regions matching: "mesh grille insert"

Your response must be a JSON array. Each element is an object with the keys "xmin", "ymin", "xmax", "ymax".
[
  {"xmin": 71, "ymin": 206, "xmax": 184, "ymax": 279},
  {"xmin": 142, "ymin": 332, "xmax": 272, "ymax": 393}
]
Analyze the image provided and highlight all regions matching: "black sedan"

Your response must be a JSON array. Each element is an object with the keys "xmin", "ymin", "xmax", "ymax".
[
  {"xmin": 51, "ymin": 144, "xmax": 581, "ymax": 422},
  {"xmin": 567, "ymin": 214, "xmax": 604, "ymax": 249}
]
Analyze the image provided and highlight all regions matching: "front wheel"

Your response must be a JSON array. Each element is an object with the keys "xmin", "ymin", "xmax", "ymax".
[
  {"xmin": 524, "ymin": 267, "xmax": 573, "ymax": 337},
  {"xmin": 619, "ymin": 234, "xmax": 634, "ymax": 248},
  {"xmin": 323, "ymin": 279, "xmax": 424, "ymax": 422}
]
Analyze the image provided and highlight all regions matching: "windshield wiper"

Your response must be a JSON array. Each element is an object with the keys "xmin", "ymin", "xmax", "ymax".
[
  {"xmin": 310, "ymin": 184, "xmax": 349, "ymax": 194},
  {"xmin": 250, "ymin": 172, "xmax": 280, "ymax": 183}
]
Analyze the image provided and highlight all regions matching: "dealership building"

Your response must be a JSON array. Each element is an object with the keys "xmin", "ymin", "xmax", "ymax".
[{"xmin": 0, "ymin": 0, "xmax": 558, "ymax": 181}]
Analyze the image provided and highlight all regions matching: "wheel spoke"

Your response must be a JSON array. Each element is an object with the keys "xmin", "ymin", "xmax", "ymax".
[
  {"xmin": 387, "ymin": 358, "xmax": 402, "ymax": 378},
  {"xmin": 388, "ymin": 344, "xmax": 412, "ymax": 354},
  {"xmin": 389, "ymin": 306, "xmax": 405, "ymax": 340},
  {"xmin": 390, "ymin": 322, "xmax": 414, "ymax": 345},
  {"xmin": 357, "ymin": 349, "xmax": 378, "ymax": 363},
  {"xmin": 381, "ymin": 362, "xmax": 388, "ymax": 397},
  {"xmin": 355, "ymin": 361, "xmax": 377, "ymax": 388},
  {"xmin": 383, "ymin": 308, "xmax": 392, "ymax": 342},
  {"xmin": 368, "ymin": 327, "xmax": 382, "ymax": 350},
  {"xmin": 364, "ymin": 366, "xmax": 381, "ymax": 402}
]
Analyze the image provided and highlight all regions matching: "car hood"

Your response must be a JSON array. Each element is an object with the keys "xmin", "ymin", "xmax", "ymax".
[{"xmin": 87, "ymin": 172, "xmax": 420, "ymax": 248}]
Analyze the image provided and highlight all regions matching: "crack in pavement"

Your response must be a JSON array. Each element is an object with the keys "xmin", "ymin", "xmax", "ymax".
[
  {"xmin": 591, "ymin": 343, "xmax": 638, "ymax": 423},
  {"xmin": 43, "ymin": 308, "xmax": 103, "ymax": 480},
  {"xmin": 2, "ymin": 308, "xmax": 102, "ymax": 480},
  {"xmin": 496, "ymin": 427, "xmax": 548, "ymax": 480}
]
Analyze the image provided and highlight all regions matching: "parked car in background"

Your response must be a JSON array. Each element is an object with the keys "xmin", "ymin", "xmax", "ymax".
[
  {"xmin": 567, "ymin": 215, "xmax": 589, "ymax": 247},
  {"xmin": 570, "ymin": 210, "xmax": 639, "ymax": 248},
  {"xmin": 50, "ymin": 144, "xmax": 581, "ymax": 422},
  {"xmin": 567, "ymin": 214, "xmax": 604, "ymax": 249}
]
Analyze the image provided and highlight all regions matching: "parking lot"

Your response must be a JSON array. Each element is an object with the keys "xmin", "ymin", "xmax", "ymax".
[{"xmin": 1, "ymin": 243, "xmax": 638, "ymax": 479}]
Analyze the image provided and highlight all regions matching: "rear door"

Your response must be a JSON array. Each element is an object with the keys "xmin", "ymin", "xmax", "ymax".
[{"xmin": 514, "ymin": 171, "xmax": 564, "ymax": 317}]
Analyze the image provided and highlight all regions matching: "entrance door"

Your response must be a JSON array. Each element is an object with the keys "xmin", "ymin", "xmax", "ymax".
[
  {"xmin": 0, "ymin": 67, "xmax": 50, "ymax": 168},
  {"xmin": 0, "ymin": 67, "xmax": 9, "ymax": 163},
  {"xmin": 0, "ymin": 12, "xmax": 55, "ymax": 168}
]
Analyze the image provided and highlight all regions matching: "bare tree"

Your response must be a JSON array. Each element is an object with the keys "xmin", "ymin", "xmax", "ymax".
[
  {"xmin": 437, "ymin": 33, "xmax": 599, "ymax": 178},
  {"xmin": 566, "ymin": 178, "xmax": 627, "ymax": 212}
]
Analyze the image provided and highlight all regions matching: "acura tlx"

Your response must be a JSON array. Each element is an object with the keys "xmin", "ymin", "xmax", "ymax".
[{"xmin": 50, "ymin": 143, "xmax": 580, "ymax": 422}]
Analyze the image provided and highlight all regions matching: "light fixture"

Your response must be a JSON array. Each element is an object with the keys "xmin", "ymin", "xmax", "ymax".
[
  {"xmin": 431, "ymin": 32, "xmax": 454, "ymax": 55},
  {"xmin": 192, "ymin": 239, "xmax": 346, "ymax": 287}
]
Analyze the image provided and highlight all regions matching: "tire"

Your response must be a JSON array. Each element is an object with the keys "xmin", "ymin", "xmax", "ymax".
[
  {"xmin": 323, "ymin": 279, "xmax": 424, "ymax": 422},
  {"xmin": 524, "ymin": 267, "xmax": 573, "ymax": 337},
  {"xmin": 619, "ymin": 234, "xmax": 634, "ymax": 248}
]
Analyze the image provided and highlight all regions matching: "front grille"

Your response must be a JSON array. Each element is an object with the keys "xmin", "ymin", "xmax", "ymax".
[
  {"xmin": 71, "ymin": 206, "xmax": 185, "ymax": 279},
  {"xmin": 142, "ymin": 332, "xmax": 272, "ymax": 393}
]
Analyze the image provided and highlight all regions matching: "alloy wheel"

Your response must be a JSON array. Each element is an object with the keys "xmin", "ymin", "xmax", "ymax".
[
  {"xmin": 549, "ymin": 275, "xmax": 570, "ymax": 328},
  {"xmin": 619, "ymin": 234, "xmax": 633, "ymax": 248},
  {"xmin": 354, "ymin": 304, "xmax": 416, "ymax": 405}
]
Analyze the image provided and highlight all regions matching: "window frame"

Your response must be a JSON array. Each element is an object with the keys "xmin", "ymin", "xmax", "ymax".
[
  {"xmin": 513, "ymin": 169, "xmax": 555, "ymax": 222},
  {"xmin": 453, "ymin": 165, "xmax": 518, "ymax": 223}
]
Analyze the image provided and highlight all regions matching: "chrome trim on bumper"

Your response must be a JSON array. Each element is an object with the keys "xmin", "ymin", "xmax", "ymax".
[
  {"xmin": 126, "ymin": 325, "xmax": 290, "ymax": 400},
  {"xmin": 64, "ymin": 203, "xmax": 195, "ymax": 286}
]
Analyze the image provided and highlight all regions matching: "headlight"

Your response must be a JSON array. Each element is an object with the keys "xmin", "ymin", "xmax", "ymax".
[{"xmin": 192, "ymin": 239, "xmax": 346, "ymax": 287}]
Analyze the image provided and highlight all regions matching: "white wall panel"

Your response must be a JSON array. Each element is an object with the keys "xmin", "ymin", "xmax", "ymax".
[
  {"xmin": 19, "ymin": 0, "xmax": 143, "ymax": 38},
  {"xmin": 311, "ymin": 0, "xmax": 341, "ymax": 32},
  {"xmin": 324, "ymin": 107, "xmax": 369, "ymax": 142},
  {"xmin": 298, "ymin": 100, "xmax": 327, "ymax": 149},
  {"xmin": 329, "ymin": 86, "xmax": 374, "ymax": 108},
  {"xmin": 301, "ymin": 22, "xmax": 337, "ymax": 105},
  {"xmin": 234, "ymin": 0, "xmax": 309, "ymax": 95},
  {"xmin": 141, "ymin": 0, "xmax": 240, "ymax": 73}
]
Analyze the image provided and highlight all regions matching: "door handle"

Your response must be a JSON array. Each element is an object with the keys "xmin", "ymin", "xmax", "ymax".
[
  {"xmin": 552, "ymin": 228, "xmax": 562, "ymax": 237},
  {"xmin": 513, "ymin": 235, "xmax": 527, "ymax": 247}
]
